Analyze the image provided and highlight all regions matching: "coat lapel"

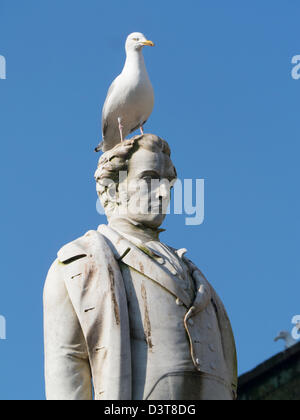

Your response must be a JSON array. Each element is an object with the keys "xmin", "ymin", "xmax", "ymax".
[{"xmin": 98, "ymin": 225, "xmax": 192, "ymax": 308}]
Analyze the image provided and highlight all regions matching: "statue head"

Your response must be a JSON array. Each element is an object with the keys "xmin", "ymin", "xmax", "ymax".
[{"xmin": 95, "ymin": 134, "xmax": 177, "ymax": 229}]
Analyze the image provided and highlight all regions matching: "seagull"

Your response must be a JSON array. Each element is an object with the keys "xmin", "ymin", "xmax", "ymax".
[
  {"xmin": 95, "ymin": 32, "xmax": 155, "ymax": 153},
  {"xmin": 274, "ymin": 331, "xmax": 297, "ymax": 349}
]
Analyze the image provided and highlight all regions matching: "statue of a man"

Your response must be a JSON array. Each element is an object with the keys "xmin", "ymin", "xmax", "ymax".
[{"xmin": 43, "ymin": 134, "xmax": 237, "ymax": 400}]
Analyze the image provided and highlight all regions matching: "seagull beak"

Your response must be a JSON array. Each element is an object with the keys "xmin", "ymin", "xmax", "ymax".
[{"xmin": 141, "ymin": 40, "xmax": 155, "ymax": 47}]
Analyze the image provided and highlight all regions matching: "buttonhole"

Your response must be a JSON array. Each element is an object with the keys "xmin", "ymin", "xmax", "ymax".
[
  {"xmin": 71, "ymin": 273, "xmax": 82, "ymax": 279},
  {"xmin": 95, "ymin": 346, "xmax": 105, "ymax": 352},
  {"xmin": 84, "ymin": 307, "xmax": 95, "ymax": 313}
]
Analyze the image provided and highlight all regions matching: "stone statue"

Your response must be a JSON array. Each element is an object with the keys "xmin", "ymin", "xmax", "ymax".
[{"xmin": 43, "ymin": 134, "xmax": 238, "ymax": 400}]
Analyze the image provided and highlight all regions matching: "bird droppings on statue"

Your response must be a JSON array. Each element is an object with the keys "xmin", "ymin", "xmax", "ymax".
[{"xmin": 95, "ymin": 32, "xmax": 155, "ymax": 153}]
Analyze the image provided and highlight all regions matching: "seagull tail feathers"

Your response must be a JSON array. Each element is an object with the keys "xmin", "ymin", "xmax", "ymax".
[{"xmin": 94, "ymin": 140, "xmax": 104, "ymax": 153}]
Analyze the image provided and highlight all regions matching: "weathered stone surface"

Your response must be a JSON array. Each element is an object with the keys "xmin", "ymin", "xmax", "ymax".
[{"xmin": 44, "ymin": 135, "xmax": 238, "ymax": 400}]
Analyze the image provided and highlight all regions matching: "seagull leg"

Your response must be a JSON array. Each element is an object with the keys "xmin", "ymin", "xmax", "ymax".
[
  {"xmin": 118, "ymin": 117, "xmax": 124, "ymax": 142},
  {"xmin": 140, "ymin": 125, "xmax": 144, "ymax": 135}
]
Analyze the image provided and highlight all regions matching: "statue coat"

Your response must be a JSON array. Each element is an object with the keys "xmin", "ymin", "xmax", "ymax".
[{"xmin": 43, "ymin": 225, "xmax": 237, "ymax": 400}]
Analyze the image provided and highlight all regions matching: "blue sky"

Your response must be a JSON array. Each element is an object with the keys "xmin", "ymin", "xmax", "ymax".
[{"xmin": 0, "ymin": 0, "xmax": 299, "ymax": 400}]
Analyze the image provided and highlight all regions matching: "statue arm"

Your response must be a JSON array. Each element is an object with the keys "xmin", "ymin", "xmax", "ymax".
[{"xmin": 43, "ymin": 259, "xmax": 93, "ymax": 400}]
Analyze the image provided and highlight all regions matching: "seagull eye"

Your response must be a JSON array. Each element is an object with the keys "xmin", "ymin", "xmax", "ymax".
[{"xmin": 132, "ymin": 38, "xmax": 140, "ymax": 41}]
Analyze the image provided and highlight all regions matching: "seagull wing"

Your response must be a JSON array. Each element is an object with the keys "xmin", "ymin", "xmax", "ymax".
[{"xmin": 102, "ymin": 76, "xmax": 121, "ymax": 138}]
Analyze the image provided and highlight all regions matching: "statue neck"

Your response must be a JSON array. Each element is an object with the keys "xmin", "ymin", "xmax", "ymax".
[{"xmin": 108, "ymin": 217, "xmax": 165, "ymax": 244}]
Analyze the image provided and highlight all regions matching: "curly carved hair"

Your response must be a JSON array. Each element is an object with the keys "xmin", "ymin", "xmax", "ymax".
[{"xmin": 94, "ymin": 134, "xmax": 177, "ymax": 213}]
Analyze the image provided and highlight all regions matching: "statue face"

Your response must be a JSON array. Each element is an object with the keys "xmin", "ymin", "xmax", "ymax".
[{"xmin": 116, "ymin": 147, "xmax": 176, "ymax": 228}]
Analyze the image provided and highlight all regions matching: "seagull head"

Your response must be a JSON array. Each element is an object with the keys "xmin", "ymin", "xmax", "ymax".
[
  {"xmin": 125, "ymin": 32, "xmax": 155, "ymax": 52},
  {"xmin": 274, "ymin": 331, "xmax": 289, "ymax": 342}
]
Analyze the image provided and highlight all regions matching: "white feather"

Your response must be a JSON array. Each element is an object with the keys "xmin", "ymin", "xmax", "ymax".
[{"xmin": 99, "ymin": 32, "xmax": 154, "ymax": 152}]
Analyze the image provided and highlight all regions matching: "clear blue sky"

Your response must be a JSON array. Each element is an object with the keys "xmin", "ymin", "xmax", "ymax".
[{"xmin": 0, "ymin": 0, "xmax": 299, "ymax": 400}]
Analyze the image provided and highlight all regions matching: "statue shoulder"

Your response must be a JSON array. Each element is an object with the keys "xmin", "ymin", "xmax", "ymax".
[
  {"xmin": 57, "ymin": 229, "xmax": 106, "ymax": 264},
  {"xmin": 44, "ymin": 229, "xmax": 110, "ymax": 295},
  {"xmin": 45, "ymin": 230, "xmax": 98, "ymax": 284},
  {"xmin": 182, "ymin": 255, "xmax": 201, "ymax": 275},
  {"xmin": 57, "ymin": 233, "xmax": 91, "ymax": 265}
]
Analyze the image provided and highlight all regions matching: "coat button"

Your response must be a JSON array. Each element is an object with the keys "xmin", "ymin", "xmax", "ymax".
[
  {"xmin": 210, "ymin": 362, "xmax": 216, "ymax": 370},
  {"xmin": 209, "ymin": 344, "xmax": 215, "ymax": 352},
  {"xmin": 176, "ymin": 298, "xmax": 183, "ymax": 306},
  {"xmin": 196, "ymin": 358, "xmax": 202, "ymax": 368}
]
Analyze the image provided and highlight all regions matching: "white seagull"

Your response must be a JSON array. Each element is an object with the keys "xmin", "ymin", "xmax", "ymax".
[{"xmin": 95, "ymin": 32, "xmax": 155, "ymax": 153}]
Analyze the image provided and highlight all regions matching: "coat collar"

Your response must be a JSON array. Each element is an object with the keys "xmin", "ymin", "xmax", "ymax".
[{"xmin": 98, "ymin": 224, "xmax": 192, "ymax": 308}]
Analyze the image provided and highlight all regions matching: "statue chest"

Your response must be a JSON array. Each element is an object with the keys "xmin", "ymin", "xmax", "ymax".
[
  {"xmin": 120, "ymin": 261, "xmax": 195, "ymax": 341},
  {"xmin": 119, "ymin": 261, "xmax": 198, "ymax": 399}
]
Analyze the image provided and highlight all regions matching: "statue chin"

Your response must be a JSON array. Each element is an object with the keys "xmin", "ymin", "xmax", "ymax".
[{"xmin": 123, "ymin": 212, "xmax": 167, "ymax": 230}]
